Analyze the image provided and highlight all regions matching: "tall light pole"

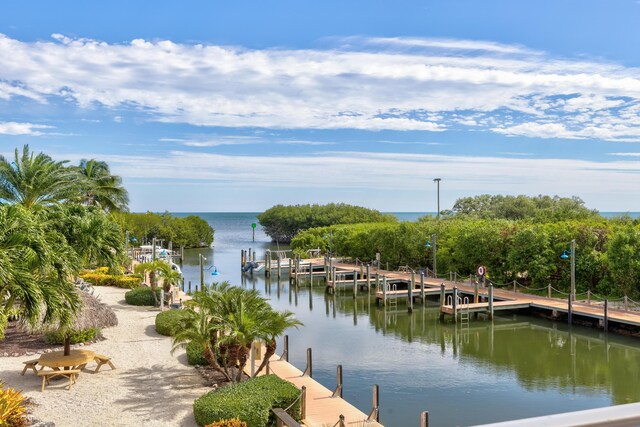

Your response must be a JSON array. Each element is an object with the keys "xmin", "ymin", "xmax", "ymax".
[
  {"xmin": 560, "ymin": 239, "xmax": 576, "ymax": 301},
  {"xmin": 433, "ymin": 178, "xmax": 441, "ymax": 220},
  {"xmin": 199, "ymin": 253, "xmax": 207, "ymax": 289}
]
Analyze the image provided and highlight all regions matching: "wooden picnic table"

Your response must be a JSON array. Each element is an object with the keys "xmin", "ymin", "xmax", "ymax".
[{"xmin": 38, "ymin": 349, "xmax": 97, "ymax": 370}]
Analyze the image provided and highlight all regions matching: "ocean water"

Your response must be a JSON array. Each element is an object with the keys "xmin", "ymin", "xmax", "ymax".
[{"xmin": 169, "ymin": 212, "xmax": 640, "ymax": 426}]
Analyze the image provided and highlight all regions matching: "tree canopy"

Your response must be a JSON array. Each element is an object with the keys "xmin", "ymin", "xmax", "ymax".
[
  {"xmin": 258, "ymin": 203, "xmax": 396, "ymax": 242},
  {"xmin": 114, "ymin": 211, "xmax": 214, "ymax": 248}
]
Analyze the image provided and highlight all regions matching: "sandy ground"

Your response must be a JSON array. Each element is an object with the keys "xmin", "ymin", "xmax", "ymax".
[{"xmin": 0, "ymin": 286, "xmax": 211, "ymax": 427}]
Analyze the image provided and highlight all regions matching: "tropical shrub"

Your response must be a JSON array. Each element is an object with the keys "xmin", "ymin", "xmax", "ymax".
[
  {"xmin": 186, "ymin": 341, "xmax": 209, "ymax": 366},
  {"xmin": 155, "ymin": 309, "xmax": 189, "ymax": 336},
  {"xmin": 0, "ymin": 382, "xmax": 27, "ymax": 427},
  {"xmin": 258, "ymin": 203, "xmax": 396, "ymax": 242},
  {"xmin": 193, "ymin": 375, "xmax": 301, "ymax": 427},
  {"xmin": 44, "ymin": 327, "xmax": 101, "ymax": 344},
  {"xmin": 205, "ymin": 419, "xmax": 247, "ymax": 427},
  {"xmin": 79, "ymin": 269, "xmax": 141, "ymax": 289},
  {"xmin": 125, "ymin": 287, "xmax": 161, "ymax": 306}
]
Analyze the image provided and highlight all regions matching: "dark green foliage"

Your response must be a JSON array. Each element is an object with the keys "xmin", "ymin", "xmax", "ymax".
[
  {"xmin": 186, "ymin": 340, "xmax": 209, "ymax": 365},
  {"xmin": 449, "ymin": 194, "xmax": 599, "ymax": 221},
  {"xmin": 193, "ymin": 375, "xmax": 301, "ymax": 427},
  {"xmin": 124, "ymin": 287, "xmax": 162, "ymax": 306},
  {"xmin": 114, "ymin": 211, "xmax": 214, "ymax": 248},
  {"xmin": 44, "ymin": 327, "xmax": 101, "ymax": 344},
  {"xmin": 292, "ymin": 215, "xmax": 640, "ymax": 298},
  {"xmin": 155, "ymin": 309, "xmax": 189, "ymax": 336},
  {"xmin": 258, "ymin": 203, "xmax": 396, "ymax": 243}
]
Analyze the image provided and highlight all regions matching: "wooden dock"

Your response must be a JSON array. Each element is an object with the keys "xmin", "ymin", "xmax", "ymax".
[{"xmin": 247, "ymin": 348, "xmax": 382, "ymax": 427}]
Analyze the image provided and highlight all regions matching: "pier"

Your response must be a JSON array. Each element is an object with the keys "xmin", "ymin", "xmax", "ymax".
[{"xmin": 244, "ymin": 250, "xmax": 640, "ymax": 332}]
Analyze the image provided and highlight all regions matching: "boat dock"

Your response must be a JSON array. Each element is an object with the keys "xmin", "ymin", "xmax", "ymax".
[
  {"xmin": 247, "ymin": 339, "xmax": 382, "ymax": 427},
  {"xmin": 241, "ymin": 250, "xmax": 640, "ymax": 332}
]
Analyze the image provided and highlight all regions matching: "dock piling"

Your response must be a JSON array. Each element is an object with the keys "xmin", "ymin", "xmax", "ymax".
[
  {"xmin": 474, "ymin": 281, "xmax": 479, "ymax": 304},
  {"xmin": 366, "ymin": 264, "xmax": 371, "ymax": 291},
  {"xmin": 368, "ymin": 384, "xmax": 380, "ymax": 422},
  {"xmin": 568, "ymin": 294, "xmax": 573, "ymax": 325},
  {"xmin": 420, "ymin": 272, "xmax": 425, "ymax": 304},
  {"xmin": 303, "ymin": 348, "xmax": 312, "ymax": 377},
  {"xmin": 332, "ymin": 365, "xmax": 343, "ymax": 398},
  {"xmin": 604, "ymin": 299, "xmax": 609, "ymax": 332},
  {"xmin": 453, "ymin": 287, "xmax": 458, "ymax": 324},
  {"xmin": 188, "ymin": 281, "xmax": 191, "ymax": 294},
  {"xmin": 408, "ymin": 272, "xmax": 414, "ymax": 313},
  {"xmin": 280, "ymin": 335, "xmax": 289, "ymax": 362},
  {"xmin": 382, "ymin": 276, "xmax": 387, "ymax": 306},
  {"xmin": 421, "ymin": 411, "xmax": 429, "ymax": 427},
  {"xmin": 488, "ymin": 284, "xmax": 494, "ymax": 320}
]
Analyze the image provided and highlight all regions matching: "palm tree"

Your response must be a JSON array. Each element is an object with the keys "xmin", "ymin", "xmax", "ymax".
[
  {"xmin": 253, "ymin": 310, "xmax": 302, "ymax": 377},
  {"xmin": 0, "ymin": 145, "xmax": 79, "ymax": 208},
  {"xmin": 75, "ymin": 159, "xmax": 129, "ymax": 212},
  {"xmin": 0, "ymin": 204, "xmax": 80, "ymax": 339},
  {"xmin": 134, "ymin": 260, "xmax": 168, "ymax": 306},
  {"xmin": 156, "ymin": 262, "xmax": 182, "ymax": 293}
]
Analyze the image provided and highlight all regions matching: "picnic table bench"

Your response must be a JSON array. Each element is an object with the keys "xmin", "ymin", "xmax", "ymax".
[{"xmin": 37, "ymin": 369, "xmax": 80, "ymax": 392}]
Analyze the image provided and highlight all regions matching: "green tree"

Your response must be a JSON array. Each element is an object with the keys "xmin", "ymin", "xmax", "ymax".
[
  {"xmin": 0, "ymin": 145, "xmax": 79, "ymax": 208},
  {"xmin": 75, "ymin": 158, "xmax": 129, "ymax": 212},
  {"xmin": 606, "ymin": 225, "xmax": 640, "ymax": 297},
  {"xmin": 134, "ymin": 260, "xmax": 168, "ymax": 306}
]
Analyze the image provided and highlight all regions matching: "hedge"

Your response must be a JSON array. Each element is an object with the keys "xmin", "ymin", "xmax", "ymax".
[
  {"xmin": 44, "ymin": 327, "xmax": 101, "ymax": 344},
  {"xmin": 186, "ymin": 341, "xmax": 209, "ymax": 366},
  {"xmin": 80, "ymin": 269, "xmax": 142, "ymax": 289},
  {"xmin": 155, "ymin": 309, "xmax": 189, "ymax": 337},
  {"xmin": 193, "ymin": 375, "xmax": 301, "ymax": 427},
  {"xmin": 125, "ymin": 287, "xmax": 161, "ymax": 306}
]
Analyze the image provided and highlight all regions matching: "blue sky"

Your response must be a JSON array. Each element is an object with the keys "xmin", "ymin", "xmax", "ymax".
[{"xmin": 1, "ymin": 0, "xmax": 640, "ymax": 212}]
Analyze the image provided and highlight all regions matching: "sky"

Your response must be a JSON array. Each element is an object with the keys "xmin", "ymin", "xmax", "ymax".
[{"xmin": 1, "ymin": 0, "xmax": 640, "ymax": 212}]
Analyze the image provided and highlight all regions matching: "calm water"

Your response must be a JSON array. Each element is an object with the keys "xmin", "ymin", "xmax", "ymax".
[{"xmin": 173, "ymin": 212, "xmax": 640, "ymax": 426}]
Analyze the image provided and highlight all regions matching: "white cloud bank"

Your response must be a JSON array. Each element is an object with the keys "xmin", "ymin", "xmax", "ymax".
[
  {"xmin": 0, "ymin": 121, "xmax": 53, "ymax": 136},
  {"xmin": 1, "ymin": 34, "xmax": 640, "ymax": 139}
]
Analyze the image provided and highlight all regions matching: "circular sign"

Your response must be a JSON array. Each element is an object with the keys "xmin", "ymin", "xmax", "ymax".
[
  {"xmin": 251, "ymin": 223, "xmax": 257, "ymax": 229},
  {"xmin": 477, "ymin": 265, "xmax": 486, "ymax": 276}
]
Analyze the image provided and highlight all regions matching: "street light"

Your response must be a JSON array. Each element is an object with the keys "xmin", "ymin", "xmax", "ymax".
[
  {"xmin": 199, "ymin": 253, "xmax": 206, "ymax": 288},
  {"xmin": 433, "ymin": 178, "xmax": 442, "ymax": 220},
  {"xmin": 560, "ymin": 239, "xmax": 576, "ymax": 301},
  {"xmin": 425, "ymin": 234, "xmax": 437, "ymax": 278}
]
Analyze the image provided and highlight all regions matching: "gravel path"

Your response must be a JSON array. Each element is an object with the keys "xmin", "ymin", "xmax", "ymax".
[{"xmin": 0, "ymin": 287, "xmax": 210, "ymax": 427}]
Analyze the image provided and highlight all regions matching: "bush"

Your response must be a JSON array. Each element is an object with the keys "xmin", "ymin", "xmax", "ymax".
[
  {"xmin": 44, "ymin": 327, "xmax": 101, "ymax": 344},
  {"xmin": 205, "ymin": 419, "xmax": 247, "ymax": 427},
  {"xmin": 193, "ymin": 375, "xmax": 301, "ymax": 427},
  {"xmin": 186, "ymin": 341, "xmax": 209, "ymax": 366},
  {"xmin": 80, "ymin": 269, "xmax": 142, "ymax": 289},
  {"xmin": 0, "ymin": 381, "xmax": 27, "ymax": 427},
  {"xmin": 125, "ymin": 287, "xmax": 161, "ymax": 306},
  {"xmin": 155, "ymin": 309, "xmax": 189, "ymax": 336}
]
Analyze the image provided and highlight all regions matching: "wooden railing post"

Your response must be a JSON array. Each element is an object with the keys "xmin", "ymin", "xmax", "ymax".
[
  {"xmin": 280, "ymin": 335, "xmax": 289, "ymax": 362},
  {"xmin": 587, "ymin": 290, "xmax": 591, "ymax": 305},
  {"xmin": 367, "ymin": 384, "xmax": 379, "ymax": 422},
  {"xmin": 301, "ymin": 386, "xmax": 307, "ymax": 420},
  {"xmin": 421, "ymin": 411, "xmax": 429, "ymax": 427},
  {"xmin": 302, "ymin": 348, "xmax": 312, "ymax": 377},
  {"xmin": 332, "ymin": 364, "xmax": 343, "ymax": 398}
]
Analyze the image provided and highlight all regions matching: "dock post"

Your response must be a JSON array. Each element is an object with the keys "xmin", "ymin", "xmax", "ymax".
[
  {"xmin": 408, "ymin": 271, "xmax": 414, "ymax": 313},
  {"xmin": 368, "ymin": 384, "xmax": 380, "ymax": 422},
  {"xmin": 353, "ymin": 270, "xmax": 358, "ymax": 298},
  {"xmin": 488, "ymin": 284, "xmax": 494, "ymax": 320},
  {"xmin": 332, "ymin": 365, "xmax": 343, "ymax": 398},
  {"xmin": 180, "ymin": 246, "xmax": 184, "ymax": 264},
  {"xmin": 280, "ymin": 335, "xmax": 289, "ymax": 361},
  {"xmin": 188, "ymin": 281, "xmax": 191, "ymax": 294},
  {"xmin": 454, "ymin": 271, "xmax": 457, "ymax": 283},
  {"xmin": 604, "ymin": 299, "xmax": 609, "ymax": 332},
  {"xmin": 303, "ymin": 348, "xmax": 312, "ymax": 377},
  {"xmin": 568, "ymin": 293, "xmax": 573, "ymax": 325},
  {"xmin": 421, "ymin": 411, "xmax": 429, "ymax": 427},
  {"xmin": 513, "ymin": 280, "xmax": 517, "ymax": 293},
  {"xmin": 301, "ymin": 386, "xmax": 307, "ymax": 420},
  {"xmin": 439, "ymin": 283, "xmax": 445, "ymax": 307},
  {"xmin": 277, "ymin": 257, "xmax": 281, "ymax": 280},
  {"xmin": 420, "ymin": 272, "xmax": 425, "ymax": 304},
  {"xmin": 452, "ymin": 286, "xmax": 458, "ymax": 324},
  {"xmin": 375, "ymin": 274, "xmax": 380, "ymax": 292},
  {"xmin": 241, "ymin": 250, "xmax": 245, "ymax": 269},
  {"xmin": 289, "ymin": 258, "xmax": 293, "ymax": 277},
  {"xmin": 366, "ymin": 264, "xmax": 371, "ymax": 291},
  {"xmin": 309, "ymin": 261, "xmax": 313, "ymax": 286},
  {"xmin": 382, "ymin": 276, "xmax": 387, "ymax": 306},
  {"xmin": 332, "ymin": 266, "xmax": 337, "ymax": 291},
  {"xmin": 252, "ymin": 250, "xmax": 256, "ymax": 262},
  {"xmin": 548, "ymin": 283, "xmax": 552, "ymax": 298},
  {"xmin": 625, "ymin": 294, "xmax": 628, "ymax": 311},
  {"xmin": 181, "ymin": 277, "xmax": 185, "ymax": 293},
  {"xmin": 469, "ymin": 274, "xmax": 472, "ymax": 285},
  {"xmin": 265, "ymin": 249, "xmax": 271, "ymax": 276},
  {"xmin": 449, "ymin": 271, "xmax": 452, "ymax": 281},
  {"xmin": 587, "ymin": 290, "xmax": 591, "ymax": 305},
  {"xmin": 474, "ymin": 281, "xmax": 479, "ymax": 304}
]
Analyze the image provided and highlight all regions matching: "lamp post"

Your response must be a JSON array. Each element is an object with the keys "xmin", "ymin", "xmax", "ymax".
[
  {"xmin": 433, "ymin": 178, "xmax": 441, "ymax": 220},
  {"xmin": 560, "ymin": 239, "xmax": 576, "ymax": 301},
  {"xmin": 425, "ymin": 234, "xmax": 437, "ymax": 278},
  {"xmin": 199, "ymin": 253, "xmax": 206, "ymax": 289}
]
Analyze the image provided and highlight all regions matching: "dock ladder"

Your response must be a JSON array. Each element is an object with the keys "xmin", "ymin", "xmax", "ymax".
[
  {"xmin": 387, "ymin": 283, "xmax": 398, "ymax": 311},
  {"xmin": 459, "ymin": 295, "xmax": 470, "ymax": 328}
]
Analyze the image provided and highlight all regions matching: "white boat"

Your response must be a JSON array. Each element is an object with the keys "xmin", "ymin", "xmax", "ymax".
[{"xmin": 136, "ymin": 245, "xmax": 182, "ymax": 274}]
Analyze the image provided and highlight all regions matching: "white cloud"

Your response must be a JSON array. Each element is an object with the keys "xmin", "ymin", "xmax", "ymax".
[
  {"xmin": 0, "ymin": 121, "xmax": 53, "ymax": 136},
  {"xmin": 1, "ymin": 33, "xmax": 640, "ymax": 139}
]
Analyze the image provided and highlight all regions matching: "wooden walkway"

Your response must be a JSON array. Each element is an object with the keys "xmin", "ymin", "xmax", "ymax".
[
  {"xmin": 247, "ymin": 350, "xmax": 382, "ymax": 427},
  {"xmin": 306, "ymin": 259, "xmax": 640, "ymax": 328}
]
